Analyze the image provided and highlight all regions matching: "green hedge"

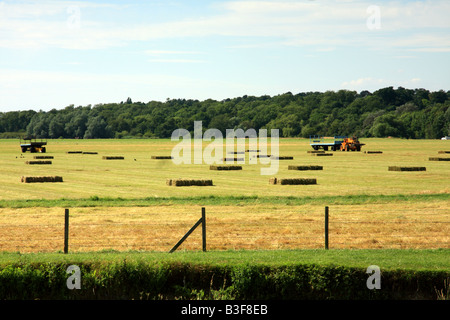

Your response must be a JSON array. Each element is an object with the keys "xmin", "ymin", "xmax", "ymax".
[{"xmin": 0, "ymin": 261, "xmax": 447, "ymax": 300}]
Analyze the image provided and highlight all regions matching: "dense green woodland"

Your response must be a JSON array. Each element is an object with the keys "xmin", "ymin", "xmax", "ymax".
[{"xmin": 1, "ymin": 87, "xmax": 449, "ymax": 139}]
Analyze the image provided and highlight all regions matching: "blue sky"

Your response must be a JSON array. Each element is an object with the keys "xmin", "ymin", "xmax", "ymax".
[{"xmin": 0, "ymin": 0, "xmax": 449, "ymax": 112}]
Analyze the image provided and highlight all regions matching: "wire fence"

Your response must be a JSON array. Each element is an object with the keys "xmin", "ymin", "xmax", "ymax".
[{"xmin": 0, "ymin": 206, "xmax": 448, "ymax": 253}]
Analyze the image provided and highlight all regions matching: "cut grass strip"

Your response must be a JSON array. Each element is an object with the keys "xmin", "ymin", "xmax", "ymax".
[{"xmin": 0, "ymin": 193, "xmax": 448, "ymax": 208}]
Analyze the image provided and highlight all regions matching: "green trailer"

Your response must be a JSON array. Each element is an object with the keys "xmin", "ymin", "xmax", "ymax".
[
  {"xmin": 20, "ymin": 138, "xmax": 47, "ymax": 153},
  {"xmin": 309, "ymin": 136, "xmax": 346, "ymax": 151}
]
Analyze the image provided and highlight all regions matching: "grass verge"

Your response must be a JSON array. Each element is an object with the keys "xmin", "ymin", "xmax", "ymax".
[
  {"xmin": 1, "ymin": 249, "xmax": 449, "ymax": 271},
  {"xmin": 0, "ymin": 193, "xmax": 449, "ymax": 208}
]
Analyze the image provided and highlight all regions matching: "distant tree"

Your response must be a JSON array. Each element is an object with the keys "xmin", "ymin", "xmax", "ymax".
[
  {"xmin": 209, "ymin": 114, "xmax": 232, "ymax": 135},
  {"xmin": 83, "ymin": 116, "xmax": 112, "ymax": 139},
  {"xmin": 369, "ymin": 113, "xmax": 403, "ymax": 137},
  {"xmin": 429, "ymin": 90, "xmax": 447, "ymax": 104},
  {"xmin": 48, "ymin": 115, "xmax": 65, "ymax": 138},
  {"xmin": 2, "ymin": 87, "xmax": 448, "ymax": 140}
]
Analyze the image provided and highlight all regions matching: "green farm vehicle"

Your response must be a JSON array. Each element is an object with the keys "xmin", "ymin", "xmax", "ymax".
[{"xmin": 20, "ymin": 138, "xmax": 47, "ymax": 153}]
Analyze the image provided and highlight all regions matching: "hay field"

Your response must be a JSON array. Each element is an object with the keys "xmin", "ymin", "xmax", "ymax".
[
  {"xmin": 0, "ymin": 138, "xmax": 449, "ymax": 200},
  {"xmin": 0, "ymin": 138, "xmax": 448, "ymax": 252},
  {"xmin": 0, "ymin": 202, "xmax": 448, "ymax": 252}
]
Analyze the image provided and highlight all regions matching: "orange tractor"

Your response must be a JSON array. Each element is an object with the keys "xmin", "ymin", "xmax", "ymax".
[{"xmin": 340, "ymin": 136, "xmax": 365, "ymax": 151}]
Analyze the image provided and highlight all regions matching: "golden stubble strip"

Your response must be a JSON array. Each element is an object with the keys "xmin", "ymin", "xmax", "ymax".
[{"xmin": 0, "ymin": 202, "xmax": 448, "ymax": 252}]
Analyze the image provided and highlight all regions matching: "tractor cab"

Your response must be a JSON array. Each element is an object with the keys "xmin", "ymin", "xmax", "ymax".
[{"xmin": 339, "ymin": 136, "xmax": 365, "ymax": 151}]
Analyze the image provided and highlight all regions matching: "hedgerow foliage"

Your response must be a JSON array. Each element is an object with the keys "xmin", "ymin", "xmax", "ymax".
[{"xmin": 0, "ymin": 261, "xmax": 447, "ymax": 300}]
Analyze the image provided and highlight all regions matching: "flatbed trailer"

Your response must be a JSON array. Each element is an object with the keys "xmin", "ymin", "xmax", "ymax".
[
  {"xmin": 309, "ymin": 136, "xmax": 346, "ymax": 151},
  {"xmin": 20, "ymin": 138, "xmax": 47, "ymax": 153}
]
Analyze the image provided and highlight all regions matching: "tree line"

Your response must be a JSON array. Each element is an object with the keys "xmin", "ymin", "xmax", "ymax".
[{"xmin": 0, "ymin": 86, "xmax": 449, "ymax": 140}]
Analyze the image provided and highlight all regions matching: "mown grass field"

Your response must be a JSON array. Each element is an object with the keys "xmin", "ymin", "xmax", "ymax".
[
  {"xmin": 0, "ymin": 138, "xmax": 448, "ymax": 261},
  {"xmin": 1, "ymin": 137, "xmax": 449, "ymax": 200}
]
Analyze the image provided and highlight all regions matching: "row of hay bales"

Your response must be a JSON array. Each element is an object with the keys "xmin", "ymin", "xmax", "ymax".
[
  {"xmin": 166, "ymin": 154, "xmax": 321, "ymax": 186},
  {"xmin": 22, "ymin": 150, "xmax": 99, "ymax": 183},
  {"xmin": 389, "ymin": 151, "xmax": 449, "ymax": 171},
  {"xmin": 21, "ymin": 148, "xmax": 448, "ymax": 186},
  {"xmin": 271, "ymin": 154, "xmax": 323, "ymax": 185},
  {"xmin": 23, "ymin": 154, "xmax": 57, "ymax": 183},
  {"xmin": 430, "ymin": 151, "xmax": 449, "ymax": 161}
]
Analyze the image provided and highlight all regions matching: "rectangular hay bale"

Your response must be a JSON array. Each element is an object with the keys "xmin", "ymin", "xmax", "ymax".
[
  {"xmin": 271, "ymin": 156, "xmax": 293, "ymax": 160},
  {"xmin": 222, "ymin": 157, "xmax": 244, "ymax": 162},
  {"xmin": 66, "ymin": 151, "xmax": 82, "ymax": 154},
  {"xmin": 102, "ymin": 156, "xmax": 125, "ymax": 160},
  {"xmin": 388, "ymin": 166, "xmax": 426, "ymax": 171},
  {"xmin": 210, "ymin": 165, "xmax": 242, "ymax": 170},
  {"xmin": 21, "ymin": 176, "xmax": 63, "ymax": 183},
  {"xmin": 25, "ymin": 160, "xmax": 52, "ymax": 165},
  {"xmin": 152, "ymin": 156, "xmax": 173, "ymax": 159},
  {"xmin": 364, "ymin": 151, "xmax": 383, "ymax": 154},
  {"xmin": 166, "ymin": 179, "xmax": 213, "ymax": 186},
  {"xmin": 269, "ymin": 177, "xmax": 317, "ymax": 185},
  {"xmin": 288, "ymin": 165, "xmax": 323, "ymax": 171},
  {"xmin": 82, "ymin": 152, "xmax": 98, "ymax": 154},
  {"xmin": 429, "ymin": 157, "xmax": 450, "ymax": 161},
  {"xmin": 34, "ymin": 156, "xmax": 54, "ymax": 159},
  {"xmin": 307, "ymin": 151, "xmax": 325, "ymax": 154},
  {"xmin": 438, "ymin": 151, "xmax": 450, "ymax": 154}
]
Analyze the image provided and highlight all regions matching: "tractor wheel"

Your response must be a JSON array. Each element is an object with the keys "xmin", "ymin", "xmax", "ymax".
[{"xmin": 41, "ymin": 147, "xmax": 46, "ymax": 153}]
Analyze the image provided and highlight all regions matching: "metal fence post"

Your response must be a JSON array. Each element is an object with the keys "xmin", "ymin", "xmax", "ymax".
[
  {"xmin": 64, "ymin": 208, "xmax": 69, "ymax": 254},
  {"xmin": 169, "ymin": 207, "xmax": 206, "ymax": 253},
  {"xmin": 325, "ymin": 206, "xmax": 329, "ymax": 250},
  {"xmin": 202, "ymin": 207, "xmax": 206, "ymax": 252}
]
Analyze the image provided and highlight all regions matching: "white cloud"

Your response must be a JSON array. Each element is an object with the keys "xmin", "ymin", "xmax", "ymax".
[
  {"xmin": 0, "ymin": 0, "xmax": 448, "ymax": 52},
  {"xmin": 144, "ymin": 50, "xmax": 204, "ymax": 56},
  {"xmin": 0, "ymin": 68, "xmax": 258, "ymax": 110},
  {"xmin": 144, "ymin": 50, "xmax": 207, "ymax": 63},
  {"xmin": 147, "ymin": 59, "xmax": 206, "ymax": 64},
  {"xmin": 341, "ymin": 77, "xmax": 387, "ymax": 89},
  {"xmin": 340, "ymin": 77, "xmax": 423, "ymax": 91}
]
